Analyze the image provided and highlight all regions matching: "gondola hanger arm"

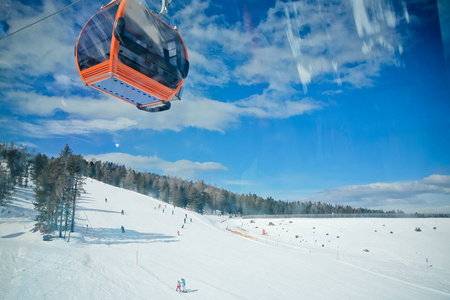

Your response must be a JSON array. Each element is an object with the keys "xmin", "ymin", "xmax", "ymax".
[{"xmin": 158, "ymin": 0, "xmax": 171, "ymax": 17}]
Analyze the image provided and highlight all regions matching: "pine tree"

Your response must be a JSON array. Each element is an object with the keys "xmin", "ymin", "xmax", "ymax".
[
  {"xmin": 33, "ymin": 145, "xmax": 85, "ymax": 234},
  {"xmin": 34, "ymin": 159, "xmax": 60, "ymax": 232},
  {"xmin": 188, "ymin": 187, "xmax": 200, "ymax": 211},
  {"xmin": 4, "ymin": 143, "xmax": 28, "ymax": 186},
  {"xmin": 31, "ymin": 153, "xmax": 49, "ymax": 183},
  {"xmin": 159, "ymin": 179, "xmax": 170, "ymax": 203},
  {"xmin": 0, "ymin": 164, "xmax": 14, "ymax": 206},
  {"xmin": 66, "ymin": 154, "xmax": 85, "ymax": 232},
  {"xmin": 123, "ymin": 169, "xmax": 136, "ymax": 190},
  {"xmin": 172, "ymin": 184, "xmax": 187, "ymax": 208}
]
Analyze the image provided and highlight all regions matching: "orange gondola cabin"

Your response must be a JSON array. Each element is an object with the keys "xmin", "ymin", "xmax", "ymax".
[{"xmin": 75, "ymin": 0, "xmax": 189, "ymax": 112}]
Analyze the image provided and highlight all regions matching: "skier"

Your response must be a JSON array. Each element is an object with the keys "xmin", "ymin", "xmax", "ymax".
[
  {"xmin": 176, "ymin": 281, "xmax": 181, "ymax": 292},
  {"xmin": 121, "ymin": 226, "xmax": 125, "ymax": 233},
  {"xmin": 181, "ymin": 278, "xmax": 186, "ymax": 292},
  {"xmin": 121, "ymin": 209, "xmax": 124, "ymax": 215},
  {"xmin": 105, "ymin": 198, "xmax": 107, "ymax": 202}
]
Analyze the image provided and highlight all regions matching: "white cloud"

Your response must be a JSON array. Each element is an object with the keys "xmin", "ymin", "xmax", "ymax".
[
  {"xmin": 186, "ymin": 49, "xmax": 231, "ymax": 87},
  {"xmin": 1, "ymin": 89, "xmax": 323, "ymax": 136},
  {"xmin": 422, "ymin": 174, "xmax": 450, "ymax": 187},
  {"xmin": 16, "ymin": 141, "xmax": 39, "ymax": 149},
  {"xmin": 301, "ymin": 175, "xmax": 450, "ymax": 212},
  {"xmin": 54, "ymin": 74, "xmax": 78, "ymax": 86},
  {"xmin": 84, "ymin": 152, "xmax": 228, "ymax": 180},
  {"xmin": 175, "ymin": 0, "xmax": 411, "ymax": 96},
  {"xmin": 224, "ymin": 180, "xmax": 256, "ymax": 186},
  {"xmin": 283, "ymin": 0, "xmax": 409, "ymax": 90},
  {"xmin": 237, "ymin": 92, "xmax": 324, "ymax": 119}
]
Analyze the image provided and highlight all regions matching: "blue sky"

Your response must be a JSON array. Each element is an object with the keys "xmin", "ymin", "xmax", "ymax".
[{"xmin": 0, "ymin": 0, "xmax": 449, "ymax": 213}]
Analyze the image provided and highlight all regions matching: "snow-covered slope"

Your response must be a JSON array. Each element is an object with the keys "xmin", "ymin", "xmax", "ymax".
[{"xmin": 1, "ymin": 179, "xmax": 449, "ymax": 299}]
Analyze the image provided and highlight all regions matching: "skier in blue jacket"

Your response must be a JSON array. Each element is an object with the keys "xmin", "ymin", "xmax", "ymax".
[{"xmin": 181, "ymin": 278, "xmax": 186, "ymax": 292}]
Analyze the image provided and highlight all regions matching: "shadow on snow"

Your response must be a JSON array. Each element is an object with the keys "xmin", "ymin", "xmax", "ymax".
[
  {"xmin": 13, "ymin": 187, "xmax": 35, "ymax": 200},
  {"xmin": 1, "ymin": 188, "xmax": 37, "ymax": 220},
  {"xmin": 2, "ymin": 232, "xmax": 25, "ymax": 238},
  {"xmin": 77, "ymin": 207, "xmax": 123, "ymax": 215},
  {"xmin": 73, "ymin": 225, "xmax": 178, "ymax": 245}
]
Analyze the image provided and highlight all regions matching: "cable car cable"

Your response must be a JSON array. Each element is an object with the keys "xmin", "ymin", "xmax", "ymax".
[
  {"xmin": 0, "ymin": 0, "xmax": 87, "ymax": 41},
  {"xmin": 0, "ymin": 0, "xmax": 172, "ymax": 41}
]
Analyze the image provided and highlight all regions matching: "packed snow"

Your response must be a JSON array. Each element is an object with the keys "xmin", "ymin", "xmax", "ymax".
[{"xmin": 1, "ymin": 179, "xmax": 450, "ymax": 299}]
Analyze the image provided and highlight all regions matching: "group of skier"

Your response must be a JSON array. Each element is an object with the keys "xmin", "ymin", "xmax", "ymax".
[
  {"xmin": 179, "ymin": 213, "xmax": 194, "ymax": 234},
  {"xmin": 105, "ymin": 196, "xmax": 191, "ymax": 293},
  {"xmin": 115, "ymin": 201, "xmax": 192, "ymax": 237},
  {"xmin": 176, "ymin": 278, "xmax": 186, "ymax": 292}
]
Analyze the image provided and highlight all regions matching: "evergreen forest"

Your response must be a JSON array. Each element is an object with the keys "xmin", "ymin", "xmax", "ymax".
[{"xmin": 1, "ymin": 142, "xmax": 408, "ymax": 233}]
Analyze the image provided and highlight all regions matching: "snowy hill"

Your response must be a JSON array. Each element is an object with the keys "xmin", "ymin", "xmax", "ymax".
[{"xmin": 1, "ymin": 179, "xmax": 450, "ymax": 299}]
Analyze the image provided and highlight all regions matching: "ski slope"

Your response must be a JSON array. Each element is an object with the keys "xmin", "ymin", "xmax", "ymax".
[{"xmin": 1, "ymin": 179, "xmax": 450, "ymax": 299}]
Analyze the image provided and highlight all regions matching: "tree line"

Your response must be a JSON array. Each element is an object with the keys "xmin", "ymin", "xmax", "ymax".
[
  {"xmin": 84, "ymin": 156, "xmax": 392, "ymax": 216},
  {"xmin": 1, "ymin": 141, "xmax": 402, "ymax": 234}
]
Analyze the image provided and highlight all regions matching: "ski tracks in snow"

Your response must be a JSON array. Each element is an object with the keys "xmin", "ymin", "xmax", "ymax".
[
  {"xmin": 136, "ymin": 250, "xmax": 246, "ymax": 300},
  {"xmin": 338, "ymin": 259, "xmax": 450, "ymax": 298}
]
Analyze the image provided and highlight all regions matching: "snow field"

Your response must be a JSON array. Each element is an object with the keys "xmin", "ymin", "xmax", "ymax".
[{"xmin": 1, "ymin": 179, "xmax": 450, "ymax": 299}]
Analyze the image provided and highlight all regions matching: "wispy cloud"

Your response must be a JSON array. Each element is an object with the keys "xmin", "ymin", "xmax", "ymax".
[
  {"xmin": 284, "ymin": 0, "xmax": 409, "ymax": 91},
  {"xmin": 301, "ymin": 175, "xmax": 450, "ymax": 212},
  {"xmin": 84, "ymin": 152, "xmax": 228, "ymax": 180},
  {"xmin": 15, "ymin": 141, "xmax": 39, "ymax": 149},
  {"xmin": 237, "ymin": 92, "xmax": 324, "ymax": 119},
  {"xmin": 1, "ymin": 89, "xmax": 323, "ymax": 136},
  {"xmin": 224, "ymin": 180, "xmax": 256, "ymax": 186},
  {"xmin": 178, "ymin": 0, "xmax": 410, "ymax": 93}
]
